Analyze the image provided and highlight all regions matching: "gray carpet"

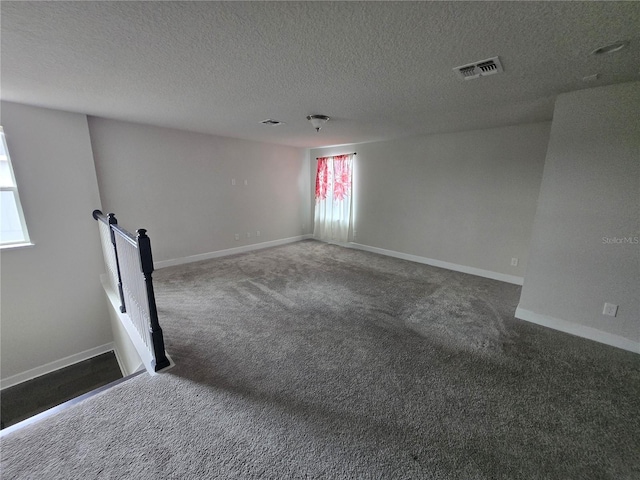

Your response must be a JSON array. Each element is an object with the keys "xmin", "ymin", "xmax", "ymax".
[{"xmin": 1, "ymin": 240, "xmax": 638, "ymax": 479}]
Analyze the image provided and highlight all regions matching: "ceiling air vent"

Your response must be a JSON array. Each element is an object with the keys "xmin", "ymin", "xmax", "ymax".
[
  {"xmin": 458, "ymin": 65, "xmax": 478, "ymax": 79},
  {"xmin": 453, "ymin": 56, "xmax": 503, "ymax": 80},
  {"xmin": 260, "ymin": 119, "xmax": 285, "ymax": 126}
]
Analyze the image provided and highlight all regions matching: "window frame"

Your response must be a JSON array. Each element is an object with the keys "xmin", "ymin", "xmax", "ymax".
[{"xmin": 0, "ymin": 126, "xmax": 32, "ymax": 248}]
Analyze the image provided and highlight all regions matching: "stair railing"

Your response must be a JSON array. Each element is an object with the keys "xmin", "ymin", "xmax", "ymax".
[{"xmin": 93, "ymin": 210, "xmax": 171, "ymax": 373}]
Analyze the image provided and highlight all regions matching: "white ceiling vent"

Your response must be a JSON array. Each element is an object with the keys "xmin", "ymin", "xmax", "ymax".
[{"xmin": 454, "ymin": 56, "xmax": 503, "ymax": 80}]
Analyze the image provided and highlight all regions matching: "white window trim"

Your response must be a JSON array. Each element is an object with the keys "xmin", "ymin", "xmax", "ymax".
[{"xmin": 1, "ymin": 126, "xmax": 33, "ymax": 249}]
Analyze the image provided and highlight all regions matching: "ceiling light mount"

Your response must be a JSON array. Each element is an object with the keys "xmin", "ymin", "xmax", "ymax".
[
  {"xmin": 307, "ymin": 114, "xmax": 330, "ymax": 132},
  {"xmin": 591, "ymin": 40, "xmax": 628, "ymax": 55}
]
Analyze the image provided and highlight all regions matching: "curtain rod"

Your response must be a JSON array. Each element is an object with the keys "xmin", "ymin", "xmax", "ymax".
[{"xmin": 316, "ymin": 152, "xmax": 356, "ymax": 159}]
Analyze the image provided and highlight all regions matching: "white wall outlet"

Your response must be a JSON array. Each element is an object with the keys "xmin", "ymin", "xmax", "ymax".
[
  {"xmin": 234, "ymin": 234, "xmax": 240, "ymax": 241},
  {"xmin": 353, "ymin": 230, "xmax": 358, "ymax": 239},
  {"xmin": 246, "ymin": 232, "xmax": 251, "ymax": 238},
  {"xmin": 511, "ymin": 257, "xmax": 519, "ymax": 266},
  {"xmin": 231, "ymin": 178, "xmax": 236, "ymax": 186},
  {"xmin": 244, "ymin": 179, "xmax": 248, "ymax": 186},
  {"xmin": 603, "ymin": 303, "xmax": 618, "ymax": 317},
  {"xmin": 256, "ymin": 230, "xmax": 261, "ymax": 237}
]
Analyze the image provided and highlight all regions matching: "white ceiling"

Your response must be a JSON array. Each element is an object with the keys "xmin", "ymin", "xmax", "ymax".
[{"xmin": 1, "ymin": 1, "xmax": 639, "ymax": 148}]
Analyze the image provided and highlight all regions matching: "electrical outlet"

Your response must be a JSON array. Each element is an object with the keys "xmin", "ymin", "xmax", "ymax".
[
  {"xmin": 234, "ymin": 234, "xmax": 240, "ymax": 241},
  {"xmin": 244, "ymin": 179, "xmax": 248, "ymax": 186},
  {"xmin": 246, "ymin": 232, "xmax": 251, "ymax": 238},
  {"xmin": 231, "ymin": 178, "xmax": 236, "ymax": 186},
  {"xmin": 353, "ymin": 230, "xmax": 358, "ymax": 239},
  {"xmin": 603, "ymin": 303, "xmax": 618, "ymax": 317},
  {"xmin": 511, "ymin": 257, "xmax": 518, "ymax": 267},
  {"xmin": 256, "ymin": 230, "xmax": 261, "ymax": 237}
]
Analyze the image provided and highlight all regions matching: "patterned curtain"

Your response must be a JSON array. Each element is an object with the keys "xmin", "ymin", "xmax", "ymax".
[{"xmin": 314, "ymin": 154, "xmax": 353, "ymax": 242}]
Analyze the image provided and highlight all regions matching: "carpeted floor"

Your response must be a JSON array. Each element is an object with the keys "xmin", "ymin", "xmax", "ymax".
[{"xmin": 1, "ymin": 240, "xmax": 638, "ymax": 479}]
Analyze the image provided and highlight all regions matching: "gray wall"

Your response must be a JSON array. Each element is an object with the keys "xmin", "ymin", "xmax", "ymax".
[
  {"xmin": 88, "ymin": 118, "xmax": 310, "ymax": 263},
  {"xmin": 311, "ymin": 122, "xmax": 551, "ymax": 279},
  {"xmin": 518, "ymin": 82, "xmax": 639, "ymax": 346},
  {"xmin": 0, "ymin": 102, "xmax": 112, "ymax": 381}
]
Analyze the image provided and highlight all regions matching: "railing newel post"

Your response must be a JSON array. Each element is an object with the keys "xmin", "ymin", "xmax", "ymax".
[{"xmin": 136, "ymin": 229, "xmax": 170, "ymax": 372}]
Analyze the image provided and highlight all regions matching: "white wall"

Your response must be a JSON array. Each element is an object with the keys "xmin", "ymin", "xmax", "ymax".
[
  {"xmin": 517, "ymin": 82, "xmax": 639, "ymax": 350},
  {"xmin": 0, "ymin": 102, "xmax": 113, "ymax": 382},
  {"xmin": 88, "ymin": 118, "xmax": 310, "ymax": 263},
  {"xmin": 311, "ymin": 122, "xmax": 551, "ymax": 279}
]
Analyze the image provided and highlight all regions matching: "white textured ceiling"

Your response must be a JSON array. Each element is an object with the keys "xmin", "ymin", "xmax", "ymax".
[{"xmin": 2, "ymin": 1, "xmax": 639, "ymax": 148}]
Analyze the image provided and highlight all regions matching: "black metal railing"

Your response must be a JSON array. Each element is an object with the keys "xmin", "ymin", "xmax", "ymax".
[{"xmin": 93, "ymin": 210, "xmax": 170, "ymax": 372}]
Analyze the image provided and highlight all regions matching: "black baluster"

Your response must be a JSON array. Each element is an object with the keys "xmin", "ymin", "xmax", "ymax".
[{"xmin": 108, "ymin": 213, "xmax": 127, "ymax": 313}]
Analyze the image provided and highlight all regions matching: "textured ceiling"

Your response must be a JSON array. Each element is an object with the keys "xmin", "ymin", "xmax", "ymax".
[{"xmin": 1, "ymin": 1, "xmax": 639, "ymax": 148}]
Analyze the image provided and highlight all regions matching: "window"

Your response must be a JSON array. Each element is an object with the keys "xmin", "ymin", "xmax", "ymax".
[
  {"xmin": 1, "ymin": 126, "xmax": 31, "ymax": 247},
  {"xmin": 314, "ymin": 154, "xmax": 354, "ymax": 243}
]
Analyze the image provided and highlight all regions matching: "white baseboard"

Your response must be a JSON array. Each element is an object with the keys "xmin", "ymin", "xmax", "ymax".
[
  {"xmin": 155, "ymin": 234, "xmax": 314, "ymax": 269},
  {"xmin": 515, "ymin": 306, "xmax": 639, "ymax": 354},
  {"xmin": 347, "ymin": 242, "xmax": 524, "ymax": 285},
  {"xmin": 0, "ymin": 343, "xmax": 116, "ymax": 390}
]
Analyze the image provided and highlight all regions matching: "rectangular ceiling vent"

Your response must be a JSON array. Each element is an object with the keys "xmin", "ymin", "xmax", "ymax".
[
  {"xmin": 453, "ymin": 56, "xmax": 503, "ymax": 80},
  {"xmin": 260, "ymin": 119, "xmax": 285, "ymax": 126}
]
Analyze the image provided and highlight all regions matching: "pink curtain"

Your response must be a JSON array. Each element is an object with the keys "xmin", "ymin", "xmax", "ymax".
[{"xmin": 314, "ymin": 154, "xmax": 353, "ymax": 242}]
